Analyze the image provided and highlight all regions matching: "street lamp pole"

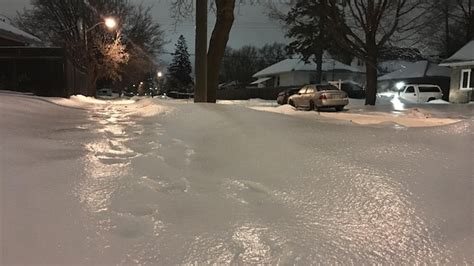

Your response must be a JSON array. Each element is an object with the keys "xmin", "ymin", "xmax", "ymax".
[{"xmin": 84, "ymin": 18, "xmax": 117, "ymax": 52}]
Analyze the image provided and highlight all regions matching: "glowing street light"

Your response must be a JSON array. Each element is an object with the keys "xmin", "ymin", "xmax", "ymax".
[
  {"xmin": 84, "ymin": 17, "xmax": 118, "ymax": 51},
  {"xmin": 104, "ymin": 17, "xmax": 117, "ymax": 30},
  {"xmin": 157, "ymin": 71, "xmax": 163, "ymax": 78}
]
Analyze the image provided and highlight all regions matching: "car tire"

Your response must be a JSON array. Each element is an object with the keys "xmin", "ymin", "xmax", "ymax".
[
  {"xmin": 289, "ymin": 100, "xmax": 295, "ymax": 107},
  {"xmin": 335, "ymin": 106, "xmax": 344, "ymax": 112},
  {"xmin": 309, "ymin": 101, "xmax": 315, "ymax": 111}
]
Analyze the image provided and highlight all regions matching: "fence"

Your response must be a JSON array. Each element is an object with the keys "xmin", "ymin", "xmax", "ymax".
[
  {"xmin": 0, "ymin": 47, "xmax": 87, "ymax": 97},
  {"xmin": 216, "ymin": 86, "xmax": 297, "ymax": 100}
]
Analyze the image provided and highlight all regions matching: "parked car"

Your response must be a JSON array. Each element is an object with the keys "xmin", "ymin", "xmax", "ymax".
[
  {"xmin": 288, "ymin": 84, "xmax": 349, "ymax": 111},
  {"xmin": 341, "ymin": 82, "xmax": 366, "ymax": 99},
  {"xmin": 97, "ymin": 88, "xmax": 113, "ymax": 97},
  {"xmin": 276, "ymin": 88, "xmax": 300, "ymax": 105},
  {"xmin": 399, "ymin": 84, "xmax": 443, "ymax": 103},
  {"xmin": 123, "ymin": 91, "xmax": 135, "ymax": 97},
  {"xmin": 167, "ymin": 91, "xmax": 194, "ymax": 99},
  {"xmin": 330, "ymin": 80, "xmax": 366, "ymax": 99}
]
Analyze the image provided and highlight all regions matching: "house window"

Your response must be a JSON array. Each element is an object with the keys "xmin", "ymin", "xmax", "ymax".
[
  {"xmin": 276, "ymin": 76, "xmax": 280, "ymax": 87},
  {"xmin": 460, "ymin": 69, "xmax": 473, "ymax": 90}
]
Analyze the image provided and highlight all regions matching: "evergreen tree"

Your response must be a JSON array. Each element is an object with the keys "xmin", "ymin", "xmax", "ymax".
[
  {"xmin": 166, "ymin": 35, "xmax": 193, "ymax": 93},
  {"xmin": 284, "ymin": 0, "xmax": 333, "ymax": 84}
]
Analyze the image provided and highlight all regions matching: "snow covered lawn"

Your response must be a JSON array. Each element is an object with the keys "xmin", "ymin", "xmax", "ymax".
[
  {"xmin": 1, "ymin": 91, "xmax": 473, "ymax": 264},
  {"xmin": 221, "ymin": 97, "xmax": 467, "ymax": 128}
]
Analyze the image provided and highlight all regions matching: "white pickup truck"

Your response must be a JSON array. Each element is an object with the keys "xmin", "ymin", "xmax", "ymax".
[{"xmin": 399, "ymin": 84, "xmax": 443, "ymax": 103}]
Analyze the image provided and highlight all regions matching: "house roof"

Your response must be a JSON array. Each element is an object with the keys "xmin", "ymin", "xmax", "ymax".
[
  {"xmin": 0, "ymin": 20, "xmax": 42, "ymax": 46},
  {"xmin": 378, "ymin": 60, "xmax": 419, "ymax": 74},
  {"xmin": 253, "ymin": 58, "xmax": 365, "ymax": 78},
  {"xmin": 378, "ymin": 60, "xmax": 450, "ymax": 81},
  {"xmin": 250, "ymin": 77, "xmax": 271, "ymax": 85},
  {"xmin": 439, "ymin": 40, "xmax": 474, "ymax": 67}
]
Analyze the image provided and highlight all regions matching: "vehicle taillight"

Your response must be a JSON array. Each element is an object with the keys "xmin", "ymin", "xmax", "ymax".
[{"xmin": 319, "ymin": 94, "xmax": 327, "ymax": 100}]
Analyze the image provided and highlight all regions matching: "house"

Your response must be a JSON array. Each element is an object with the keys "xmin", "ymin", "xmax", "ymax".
[
  {"xmin": 378, "ymin": 60, "xmax": 451, "ymax": 100},
  {"xmin": 0, "ymin": 19, "xmax": 86, "ymax": 97},
  {"xmin": 0, "ymin": 18, "xmax": 42, "ymax": 46},
  {"xmin": 252, "ymin": 58, "xmax": 366, "ymax": 88},
  {"xmin": 439, "ymin": 41, "xmax": 474, "ymax": 103}
]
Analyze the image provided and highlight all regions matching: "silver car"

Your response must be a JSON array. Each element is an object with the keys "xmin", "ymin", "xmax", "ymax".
[{"xmin": 288, "ymin": 84, "xmax": 349, "ymax": 111}]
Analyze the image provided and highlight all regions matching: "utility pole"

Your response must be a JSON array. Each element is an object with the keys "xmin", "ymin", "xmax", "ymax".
[{"xmin": 194, "ymin": 0, "xmax": 208, "ymax": 102}]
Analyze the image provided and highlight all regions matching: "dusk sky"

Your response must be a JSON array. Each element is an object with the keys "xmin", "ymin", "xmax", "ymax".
[{"xmin": 0, "ymin": 0, "xmax": 289, "ymax": 62}]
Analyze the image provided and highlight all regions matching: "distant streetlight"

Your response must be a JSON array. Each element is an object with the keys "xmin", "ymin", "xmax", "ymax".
[{"xmin": 156, "ymin": 72, "xmax": 163, "ymax": 96}]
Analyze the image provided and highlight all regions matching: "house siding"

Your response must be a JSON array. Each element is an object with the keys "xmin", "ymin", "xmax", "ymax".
[
  {"xmin": 278, "ymin": 72, "xmax": 296, "ymax": 87},
  {"xmin": 449, "ymin": 65, "xmax": 474, "ymax": 103},
  {"xmin": 293, "ymin": 72, "xmax": 311, "ymax": 85}
]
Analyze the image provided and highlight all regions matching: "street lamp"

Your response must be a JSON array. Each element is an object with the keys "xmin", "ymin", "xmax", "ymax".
[
  {"xmin": 156, "ymin": 71, "xmax": 164, "ymax": 96},
  {"xmin": 84, "ymin": 17, "xmax": 117, "ymax": 51},
  {"xmin": 104, "ymin": 17, "xmax": 117, "ymax": 30}
]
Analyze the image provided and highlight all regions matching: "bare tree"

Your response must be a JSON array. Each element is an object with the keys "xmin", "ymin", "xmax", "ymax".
[
  {"xmin": 455, "ymin": 0, "xmax": 473, "ymax": 43},
  {"xmin": 207, "ymin": 0, "xmax": 236, "ymax": 103},
  {"xmin": 172, "ymin": 0, "xmax": 238, "ymax": 103},
  {"xmin": 323, "ymin": 0, "xmax": 428, "ymax": 105},
  {"xmin": 16, "ymin": 0, "xmax": 164, "ymax": 96},
  {"xmin": 422, "ymin": 0, "xmax": 473, "ymax": 57}
]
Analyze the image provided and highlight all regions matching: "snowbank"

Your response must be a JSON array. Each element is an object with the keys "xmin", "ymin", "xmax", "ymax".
[
  {"xmin": 218, "ymin": 98, "xmax": 277, "ymax": 107},
  {"xmin": 49, "ymin": 95, "xmax": 135, "ymax": 109},
  {"xmin": 121, "ymin": 98, "xmax": 174, "ymax": 117},
  {"xmin": 250, "ymin": 105, "xmax": 461, "ymax": 127},
  {"xmin": 428, "ymin": 99, "xmax": 450, "ymax": 104},
  {"xmin": 54, "ymin": 96, "xmax": 172, "ymax": 117}
]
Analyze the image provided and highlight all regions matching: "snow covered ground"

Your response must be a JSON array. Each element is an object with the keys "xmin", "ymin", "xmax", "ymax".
[
  {"xmin": 220, "ymin": 94, "xmax": 473, "ymax": 128},
  {"xmin": 1, "ymin": 91, "xmax": 473, "ymax": 264}
]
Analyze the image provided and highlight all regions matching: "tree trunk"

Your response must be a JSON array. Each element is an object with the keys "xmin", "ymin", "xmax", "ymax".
[
  {"xmin": 467, "ymin": 0, "xmax": 473, "ymax": 42},
  {"xmin": 365, "ymin": 52, "xmax": 378, "ymax": 106},
  {"xmin": 314, "ymin": 46, "xmax": 323, "ymax": 84},
  {"xmin": 86, "ymin": 67, "xmax": 99, "ymax": 97},
  {"xmin": 206, "ymin": 0, "xmax": 235, "ymax": 103},
  {"xmin": 194, "ymin": 0, "xmax": 208, "ymax": 103},
  {"xmin": 444, "ymin": 4, "xmax": 450, "ymax": 56}
]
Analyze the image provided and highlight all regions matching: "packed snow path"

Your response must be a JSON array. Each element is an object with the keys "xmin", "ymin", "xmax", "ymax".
[{"xmin": 1, "ymin": 93, "xmax": 472, "ymax": 264}]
